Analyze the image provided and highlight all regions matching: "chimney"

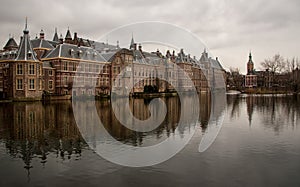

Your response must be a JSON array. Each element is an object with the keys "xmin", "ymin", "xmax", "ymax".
[
  {"xmin": 133, "ymin": 43, "xmax": 137, "ymax": 50},
  {"xmin": 216, "ymin": 57, "xmax": 218, "ymax": 61},
  {"xmin": 138, "ymin": 44, "xmax": 142, "ymax": 51},
  {"xmin": 166, "ymin": 50, "xmax": 171, "ymax": 58},
  {"xmin": 40, "ymin": 29, "xmax": 45, "ymax": 40},
  {"xmin": 59, "ymin": 34, "xmax": 63, "ymax": 44},
  {"xmin": 74, "ymin": 32, "xmax": 78, "ymax": 41}
]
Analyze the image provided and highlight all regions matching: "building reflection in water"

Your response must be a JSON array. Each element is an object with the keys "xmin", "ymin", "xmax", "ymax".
[
  {"xmin": 227, "ymin": 94, "xmax": 300, "ymax": 133},
  {"xmin": 0, "ymin": 101, "xmax": 84, "ymax": 178},
  {"xmin": 0, "ymin": 93, "xmax": 228, "ymax": 174}
]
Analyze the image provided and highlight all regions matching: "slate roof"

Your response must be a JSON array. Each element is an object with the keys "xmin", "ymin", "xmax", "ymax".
[
  {"xmin": 210, "ymin": 58, "xmax": 223, "ymax": 69},
  {"xmin": 48, "ymin": 40, "xmax": 59, "ymax": 48},
  {"xmin": 31, "ymin": 38, "xmax": 54, "ymax": 49},
  {"xmin": 91, "ymin": 41, "xmax": 120, "ymax": 52},
  {"xmin": 3, "ymin": 37, "xmax": 18, "ymax": 50},
  {"xmin": 15, "ymin": 27, "xmax": 38, "ymax": 61},
  {"xmin": 65, "ymin": 28, "xmax": 72, "ymax": 40},
  {"xmin": 100, "ymin": 50, "xmax": 121, "ymax": 62},
  {"xmin": 44, "ymin": 43, "xmax": 106, "ymax": 62},
  {"xmin": 53, "ymin": 28, "xmax": 59, "ymax": 42}
]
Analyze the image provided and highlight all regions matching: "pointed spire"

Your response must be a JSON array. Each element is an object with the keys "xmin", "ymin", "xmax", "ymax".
[
  {"xmin": 53, "ymin": 27, "xmax": 59, "ymax": 42},
  {"xmin": 16, "ymin": 19, "xmax": 38, "ymax": 61},
  {"xmin": 65, "ymin": 27, "xmax": 72, "ymax": 40},
  {"xmin": 130, "ymin": 34, "xmax": 135, "ymax": 49},
  {"xmin": 23, "ymin": 17, "xmax": 29, "ymax": 34},
  {"xmin": 248, "ymin": 51, "xmax": 253, "ymax": 63}
]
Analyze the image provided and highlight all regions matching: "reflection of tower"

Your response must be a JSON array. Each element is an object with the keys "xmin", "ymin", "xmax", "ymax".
[
  {"xmin": 246, "ymin": 96, "xmax": 254, "ymax": 126},
  {"xmin": 21, "ymin": 141, "xmax": 33, "ymax": 182}
]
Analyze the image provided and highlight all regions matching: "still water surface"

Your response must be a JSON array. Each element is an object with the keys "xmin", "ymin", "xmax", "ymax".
[{"xmin": 0, "ymin": 94, "xmax": 300, "ymax": 186}]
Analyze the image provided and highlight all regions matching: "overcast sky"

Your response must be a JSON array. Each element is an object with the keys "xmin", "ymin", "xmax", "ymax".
[{"xmin": 0, "ymin": 0, "xmax": 299, "ymax": 73}]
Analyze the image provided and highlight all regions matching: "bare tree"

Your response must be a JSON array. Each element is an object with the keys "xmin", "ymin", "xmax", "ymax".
[
  {"xmin": 229, "ymin": 67, "xmax": 240, "ymax": 74},
  {"xmin": 228, "ymin": 67, "xmax": 243, "ymax": 90},
  {"xmin": 261, "ymin": 54, "xmax": 286, "ymax": 73},
  {"xmin": 286, "ymin": 57, "xmax": 297, "ymax": 73}
]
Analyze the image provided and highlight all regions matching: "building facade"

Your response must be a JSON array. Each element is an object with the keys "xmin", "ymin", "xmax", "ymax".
[
  {"xmin": 0, "ymin": 23, "xmax": 225, "ymax": 100},
  {"xmin": 245, "ymin": 52, "xmax": 257, "ymax": 88}
]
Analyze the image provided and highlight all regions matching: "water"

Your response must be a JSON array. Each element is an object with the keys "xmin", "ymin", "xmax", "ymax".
[{"xmin": 0, "ymin": 94, "xmax": 300, "ymax": 186}]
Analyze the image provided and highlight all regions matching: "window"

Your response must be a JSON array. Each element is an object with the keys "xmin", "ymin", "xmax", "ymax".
[
  {"xmin": 49, "ymin": 80, "xmax": 53, "ymax": 90},
  {"xmin": 64, "ymin": 62, "xmax": 68, "ymax": 71},
  {"xmin": 17, "ymin": 64, "xmax": 23, "ymax": 75},
  {"xmin": 16, "ymin": 79, "xmax": 23, "ymax": 90},
  {"xmin": 29, "ymin": 64, "xmax": 35, "ymax": 75},
  {"xmin": 49, "ymin": 70, "xmax": 53, "ymax": 76},
  {"xmin": 72, "ymin": 63, "xmax": 77, "ymax": 71},
  {"xmin": 29, "ymin": 79, "xmax": 35, "ymax": 90}
]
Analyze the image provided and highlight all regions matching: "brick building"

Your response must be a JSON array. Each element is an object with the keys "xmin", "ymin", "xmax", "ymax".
[
  {"xmin": 245, "ymin": 52, "xmax": 257, "ymax": 88},
  {"xmin": 0, "ymin": 22, "xmax": 225, "ymax": 100}
]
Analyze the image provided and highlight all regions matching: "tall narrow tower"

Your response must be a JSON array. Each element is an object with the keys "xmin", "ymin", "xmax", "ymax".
[{"xmin": 247, "ymin": 52, "xmax": 254, "ymax": 75}]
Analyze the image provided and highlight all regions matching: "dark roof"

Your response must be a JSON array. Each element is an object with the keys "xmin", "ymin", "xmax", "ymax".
[
  {"xmin": 3, "ymin": 37, "xmax": 18, "ymax": 50},
  {"xmin": 130, "ymin": 36, "xmax": 135, "ymax": 49},
  {"xmin": 91, "ymin": 41, "xmax": 120, "ymax": 52},
  {"xmin": 31, "ymin": 38, "xmax": 54, "ymax": 49},
  {"xmin": 100, "ymin": 50, "xmax": 120, "ymax": 62},
  {"xmin": 15, "ymin": 29, "xmax": 38, "ymax": 61},
  {"xmin": 200, "ymin": 50, "xmax": 209, "ymax": 62},
  {"xmin": 44, "ymin": 43, "xmax": 106, "ymax": 62},
  {"xmin": 48, "ymin": 40, "xmax": 59, "ymax": 48},
  {"xmin": 53, "ymin": 28, "xmax": 59, "ymax": 42},
  {"xmin": 78, "ymin": 38, "xmax": 91, "ymax": 47},
  {"xmin": 65, "ymin": 29, "xmax": 72, "ymax": 39}
]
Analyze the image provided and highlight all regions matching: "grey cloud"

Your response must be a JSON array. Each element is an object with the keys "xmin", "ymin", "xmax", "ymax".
[{"xmin": 0, "ymin": 0, "xmax": 299, "ymax": 73}]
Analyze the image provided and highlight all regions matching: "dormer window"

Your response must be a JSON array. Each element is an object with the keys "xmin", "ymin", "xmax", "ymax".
[
  {"xmin": 69, "ymin": 49, "xmax": 75, "ymax": 56},
  {"xmin": 27, "ymin": 50, "xmax": 32, "ymax": 59},
  {"xmin": 12, "ymin": 51, "xmax": 17, "ymax": 58},
  {"xmin": 78, "ymin": 50, "xmax": 83, "ymax": 57}
]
